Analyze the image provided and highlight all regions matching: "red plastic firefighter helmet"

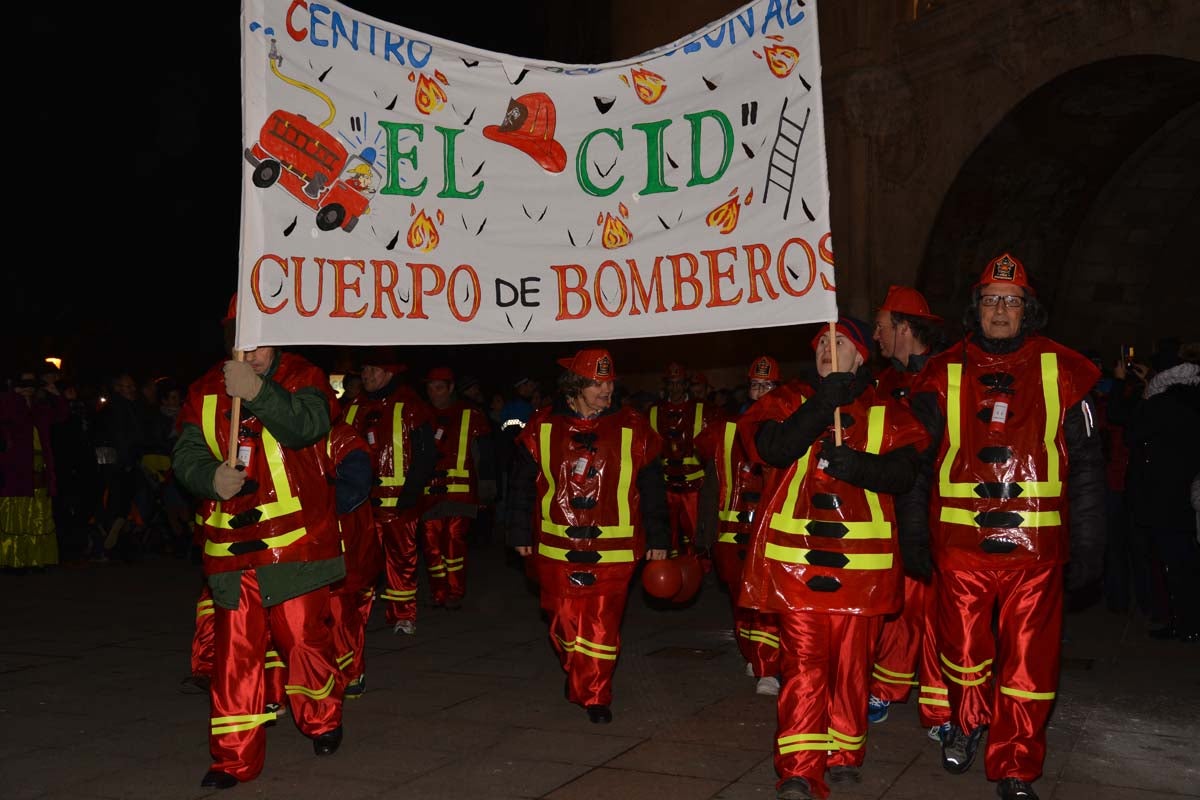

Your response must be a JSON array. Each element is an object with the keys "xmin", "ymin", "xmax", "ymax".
[
  {"xmin": 424, "ymin": 366, "xmax": 454, "ymax": 383},
  {"xmin": 223, "ymin": 293, "xmax": 238, "ymax": 324},
  {"xmin": 974, "ymin": 253, "xmax": 1035, "ymax": 295},
  {"xmin": 557, "ymin": 349, "xmax": 616, "ymax": 382},
  {"xmin": 747, "ymin": 355, "xmax": 780, "ymax": 382},
  {"xmin": 878, "ymin": 285, "xmax": 941, "ymax": 321},
  {"xmin": 641, "ymin": 558, "xmax": 683, "ymax": 599},
  {"xmin": 360, "ymin": 346, "xmax": 406, "ymax": 375},
  {"xmin": 663, "ymin": 362, "xmax": 687, "ymax": 383}
]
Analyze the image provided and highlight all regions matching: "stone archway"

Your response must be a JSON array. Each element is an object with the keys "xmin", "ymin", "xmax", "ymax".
[{"xmin": 917, "ymin": 55, "xmax": 1200, "ymax": 356}]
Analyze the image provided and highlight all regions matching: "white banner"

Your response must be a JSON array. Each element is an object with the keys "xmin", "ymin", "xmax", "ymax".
[{"xmin": 237, "ymin": 0, "xmax": 837, "ymax": 348}]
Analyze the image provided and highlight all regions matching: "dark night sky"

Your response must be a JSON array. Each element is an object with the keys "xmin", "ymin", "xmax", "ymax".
[{"xmin": 11, "ymin": 3, "xmax": 555, "ymax": 390}]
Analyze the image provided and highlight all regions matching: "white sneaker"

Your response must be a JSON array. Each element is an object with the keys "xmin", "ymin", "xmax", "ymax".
[
  {"xmin": 744, "ymin": 661, "xmax": 756, "ymax": 677},
  {"xmin": 929, "ymin": 722, "xmax": 952, "ymax": 742},
  {"xmin": 756, "ymin": 676, "xmax": 781, "ymax": 696},
  {"xmin": 393, "ymin": 620, "xmax": 416, "ymax": 635}
]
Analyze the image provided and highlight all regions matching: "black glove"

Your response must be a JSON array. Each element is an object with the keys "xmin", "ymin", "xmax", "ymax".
[
  {"xmin": 901, "ymin": 541, "xmax": 933, "ymax": 580},
  {"xmin": 812, "ymin": 371, "xmax": 858, "ymax": 410},
  {"xmin": 818, "ymin": 439, "xmax": 920, "ymax": 495},
  {"xmin": 1065, "ymin": 550, "xmax": 1103, "ymax": 592},
  {"xmin": 818, "ymin": 438, "xmax": 866, "ymax": 484}
]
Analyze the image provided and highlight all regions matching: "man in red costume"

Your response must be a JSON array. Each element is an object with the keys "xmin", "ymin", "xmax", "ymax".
[
  {"xmin": 695, "ymin": 355, "xmax": 783, "ymax": 696},
  {"xmin": 339, "ymin": 347, "xmax": 436, "ymax": 635},
  {"xmin": 172, "ymin": 296, "xmax": 346, "ymax": 789},
  {"xmin": 739, "ymin": 317, "xmax": 929, "ymax": 800},
  {"xmin": 648, "ymin": 362, "xmax": 725, "ymax": 555},
  {"xmin": 419, "ymin": 366, "xmax": 496, "ymax": 610},
  {"xmin": 908, "ymin": 253, "xmax": 1104, "ymax": 800},
  {"xmin": 506, "ymin": 348, "xmax": 669, "ymax": 724},
  {"xmin": 866, "ymin": 286, "xmax": 952, "ymax": 740}
]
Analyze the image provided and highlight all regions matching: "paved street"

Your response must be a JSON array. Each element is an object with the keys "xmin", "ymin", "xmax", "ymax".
[{"xmin": 1, "ymin": 541, "xmax": 1197, "ymax": 800}]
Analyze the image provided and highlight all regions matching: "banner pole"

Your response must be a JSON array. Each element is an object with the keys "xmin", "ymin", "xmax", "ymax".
[
  {"xmin": 227, "ymin": 350, "xmax": 246, "ymax": 468},
  {"xmin": 828, "ymin": 321, "xmax": 843, "ymax": 446}
]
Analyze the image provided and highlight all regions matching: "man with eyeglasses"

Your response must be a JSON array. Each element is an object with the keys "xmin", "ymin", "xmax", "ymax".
[
  {"xmin": 907, "ymin": 254, "xmax": 1105, "ymax": 800},
  {"xmin": 866, "ymin": 286, "xmax": 954, "ymax": 742},
  {"xmin": 694, "ymin": 356, "xmax": 784, "ymax": 696},
  {"xmin": 505, "ymin": 349, "xmax": 669, "ymax": 724}
]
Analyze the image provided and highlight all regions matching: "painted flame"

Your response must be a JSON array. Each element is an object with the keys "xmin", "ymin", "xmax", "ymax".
[
  {"xmin": 415, "ymin": 74, "xmax": 448, "ymax": 115},
  {"xmin": 599, "ymin": 213, "xmax": 633, "ymax": 249},
  {"xmin": 407, "ymin": 210, "xmax": 441, "ymax": 252},
  {"xmin": 763, "ymin": 44, "xmax": 800, "ymax": 78},
  {"xmin": 706, "ymin": 196, "xmax": 742, "ymax": 235},
  {"xmin": 630, "ymin": 68, "xmax": 667, "ymax": 104}
]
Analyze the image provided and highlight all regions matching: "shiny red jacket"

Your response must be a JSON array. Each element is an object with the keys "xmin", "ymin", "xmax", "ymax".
[
  {"xmin": 737, "ymin": 381, "xmax": 928, "ymax": 615},
  {"xmin": 182, "ymin": 354, "xmax": 340, "ymax": 575},
  {"xmin": 517, "ymin": 405, "xmax": 663, "ymax": 596},
  {"xmin": 341, "ymin": 385, "xmax": 434, "ymax": 513},
  {"xmin": 911, "ymin": 335, "xmax": 1100, "ymax": 569},
  {"xmin": 694, "ymin": 416, "xmax": 765, "ymax": 586},
  {"xmin": 423, "ymin": 400, "xmax": 491, "ymax": 507},
  {"xmin": 649, "ymin": 398, "xmax": 725, "ymax": 490}
]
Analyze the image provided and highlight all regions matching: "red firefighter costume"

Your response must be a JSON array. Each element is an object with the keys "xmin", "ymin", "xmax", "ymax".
[
  {"xmin": 341, "ymin": 384, "xmax": 435, "ymax": 627},
  {"xmin": 419, "ymin": 399, "xmax": 493, "ymax": 606},
  {"xmin": 739, "ymin": 381, "xmax": 928, "ymax": 799},
  {"xmin": 911, "ymin": 334, "xmax": 1100, "ymax": 782},
  {"xmin": 869, "ymin": 361, "xmax": 949, "ymax": 727},
  {"xmin": 694, "ymin": 417, "xmax": 780, "ymax": 680},
  {"xmin": 512, "ymin": 401, "xmax": 665, "ymax": 710},
  {"xmin": 649, "ymin": 373, "xmax": 725, "ymax": 555},
  {"xmin": 325, "ymin": 421, "xmax": 382, "ymax": 692},
  {"xmin": 178, "ymin": 353, "xmax": 344, "ymax": 783}
]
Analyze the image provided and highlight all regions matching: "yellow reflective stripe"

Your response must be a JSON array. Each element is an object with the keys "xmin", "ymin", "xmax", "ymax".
[
  {"xmin": 379, "ymin": 403, "xmax": 407, "ymax": 487},
  {"xmin": 940, "ymin": 356, "xmax": 1063, "ymax": 498},
  {"xmin": 738, "ymin": 629, "xmax": 781, "ymax": 647},
  {"xmin": 921, "ymin": 685, "xmax": 948, "ymax": 695},
  {"xmin": 205, "ymin": 427, "xmax": 302, "ymax": 529},
  {"xmin": 1000, "ymin": 685, "xmax": 1056, "ymax": 701},
  {"xmin": 285, "ymin": 673, "xmax": 337, "ymax": 700},
  {"xmin": 196, "ymin": 598, "xmax": 215, "ymax": 618},
  {"xmin": 873, "ymin": 664, "xmax": 916, "ymax": 679},
  {"xmin": 380, "ymin": 588, "xmax": 416, "ymax": 601},
  {"xmin": 873, "ymin": 672, "xmax": 918, "ymax": 686},
  {"xmin": 423, "ymin": 484, "xmax": 471, "ymax": 494},
  {"xmin": 764, "ymin": 542, "xmax": 893, "ymax": 570},
  {"xmin": 212, "ymin": 713, "xmax": 276, "ymax": 734},
  {"xmin": 265, "ymin": 659, "xmax": 285, "ymax": 670},
  {"xmin": 830, "ymin": 727, "xmax": 866, "ymax": 749},
  {"xmin": 693, "ymin": 404, "xmax": 704, "ymax": 437},
  {"xmin": 768, "ymin": 516, "xmax": 892, "ymax": 538},
  {"xmin": 617, "ymin": 426, "xmax": 633, "ymax": 527},
  {"xmin": 455, "ymin": 409, "xmax": 471, "ymax": 475},
  {"xmin": 541, "ymin": 520, "xmax": 636, "ymax": 538},
  {"xmin": 863, "ymin": 406, "xmax": 885, "ymax": 522},
  {"xmin": 336, "ymin": 651, "xmax": 354, "ymax": 669},
  {"xmin": 939, "ymin": 652, "xmax": 993, "ymax": 686},
  {"xmin": 939, "ymin": 507, "xmax": 1062, "ymax": 528},
  {"xmin": 555, "ymin": 635, "xmax": 619, "ymax": 660},
  {"xmin": 721, "ymin": 422, "xmax": 736, "ymax": 509},
  {"xmin": 778, "ymin": 732, "xmax": 836, "ymax": 753},
  {"xmin": 538, "ymin": 545, "xmax": 635, "ymax": 563},
  {"xmin": 538, "ymin": 423, "xmax": 557, "ymax": 536},
  {"xmin": 919, "ymin": 697, "xmax": 951, "ymax": 707},
  {"xmin": 201, "ymin": 395, "xmax": 222, "ymax": 460},
  {"xmin": 717, "ymin": 532, "xmax": 741, "ymax": 544},
  {"xmin": 649, "ymin": 406, "xmax": 658, "ymax": 431},
  {"xmin": 344, "ymin": 404, "xmax": 359, "ymax": 424},
  {"xmin": 681, "ymin": 469, "xmax": 706, "ymax": 482},
  {"xmin": 205, "ymin": 527, "xmax": 306, "ymax": 556}
]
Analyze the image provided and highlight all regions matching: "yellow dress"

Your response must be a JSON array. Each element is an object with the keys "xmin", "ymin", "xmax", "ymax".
[{"xmin": 0, "ymin": 428, "xmax": 60, "ymax": 568}]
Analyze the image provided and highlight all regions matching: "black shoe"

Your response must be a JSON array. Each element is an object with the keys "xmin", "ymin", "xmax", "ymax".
[
  {"xmin": 586, "ymin": 704, "xmax": 613, "ymax": 724},
  {"xmin": 942, "ymin": 724, "xmax": 985, "ymax": 774},
  {"xmin": 997, "ymin": 777, "xmax": 1040, "ymax": 800},
  {"xmin": 827, "ymin": 765, "xmax": 861, "ymax": 784},
  {"xmin": 776, "ymin": 777, "xmax": 814, "ymax": 800},
  {"xmin": 179, "ymin": 674, "xmax": 211, "ymax": 695},
  {"xmin": 200, "ymin": 770, "xmax": 238, "ymax": 789},
  {"xmin": 312, "ymin": 725, "xmax": 343, "ymax": 756}
]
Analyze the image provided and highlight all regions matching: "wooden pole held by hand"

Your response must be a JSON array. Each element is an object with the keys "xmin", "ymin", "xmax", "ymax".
[
  {"xmin": 226, "ymin": 350, "xmax": 245, "ymax": 467},
  {"xmin": 828, "ymin": 321, "xmax": 843, "ymax": 446}
]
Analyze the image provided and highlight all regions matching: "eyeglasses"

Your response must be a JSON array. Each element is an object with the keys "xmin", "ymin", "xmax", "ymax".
[{"xmin": 979, "ymin": 294, "xmax": 1024, "ymax": 308}]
